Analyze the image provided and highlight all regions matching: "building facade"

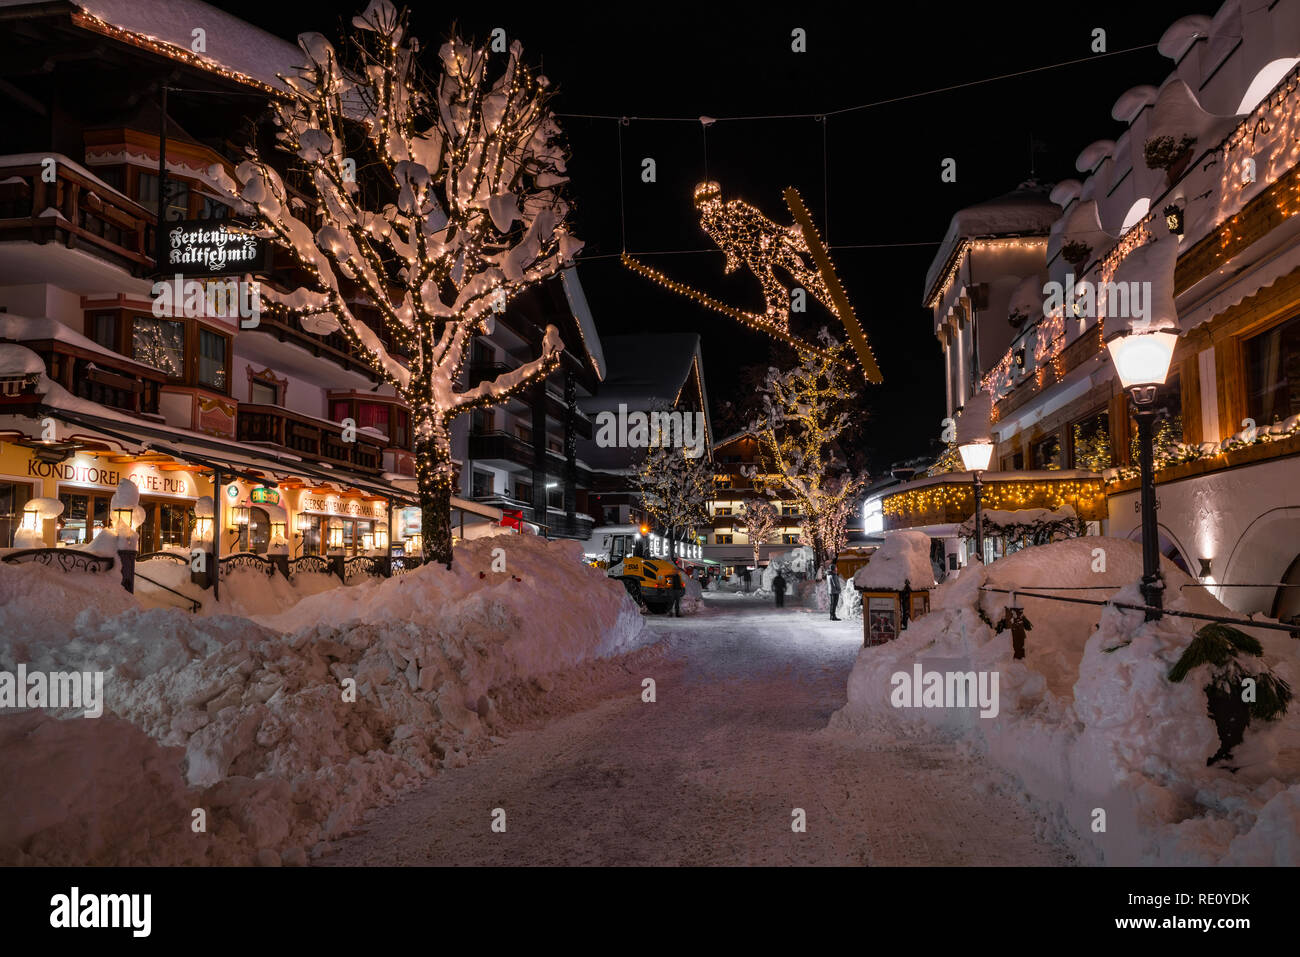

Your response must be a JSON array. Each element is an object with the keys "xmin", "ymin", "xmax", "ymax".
[
  {"xmin": 0, "ymin": 0, "xmax": 604, "ymax": 558},
  {"xmin": 888, "ymin": 0, "xmax": 1300, "ymax": 617}
]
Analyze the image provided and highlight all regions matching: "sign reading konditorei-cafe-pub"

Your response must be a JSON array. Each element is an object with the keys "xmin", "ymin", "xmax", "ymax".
[{"xmin": 26, "ymin": 456, "xmax": 200, "ymax": 499}]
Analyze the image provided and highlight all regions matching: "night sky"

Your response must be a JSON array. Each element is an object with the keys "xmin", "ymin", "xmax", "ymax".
[{"xmin": 211, "ymin": 0, "xmax": 1195, "ymax": 473}]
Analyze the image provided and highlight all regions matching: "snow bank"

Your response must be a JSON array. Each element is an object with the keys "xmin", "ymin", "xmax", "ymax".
[
  {"xmin": 0, "ymin": 534, "xmax": 649, "ymax": 865},
  {"xmin": 831, "ymin": 538, "xmax": 1300, "ymax": 865},
  {"xmin": 853, "ymin": 530, "xmax": 935, "ymax": 592}
]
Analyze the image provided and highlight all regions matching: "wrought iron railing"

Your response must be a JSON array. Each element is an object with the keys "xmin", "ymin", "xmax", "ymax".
[{"xmin": 1, "ymin": 548, "xmax": 115, "ymax": 573}]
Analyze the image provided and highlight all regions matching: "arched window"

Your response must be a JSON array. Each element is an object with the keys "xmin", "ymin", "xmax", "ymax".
[
  {"xmin": 1119, "ymin": 198, "xmax": 1150, "ymax": 235},
  {"xmin": 1237, "ymin": 58, "xmax": 1300, "ymax": 115}
]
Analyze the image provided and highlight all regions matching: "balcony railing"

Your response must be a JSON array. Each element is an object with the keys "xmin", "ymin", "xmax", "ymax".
[
  {"xmin": 237, "ymin": 403, "xmax": 383, "ymax": 473},
  {"xmin": 0, "ymin": 157, "xmax": 154, "ymax": 276}
]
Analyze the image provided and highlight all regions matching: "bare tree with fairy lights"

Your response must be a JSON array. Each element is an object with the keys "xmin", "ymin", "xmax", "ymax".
[
  {"xmin": 739, "ymin": 496, "xmax": 778, "ymax": 571},
  {"xmin": 745, "ymin": 330, "xmax": 868, "ymax": 575},
  {"xmin": 633, "ymin": 443, "xmax": 712, "ymax": 562},
  {"xmin": 211, "ymin": 0, "xmax": 581, "ymax": 566}
]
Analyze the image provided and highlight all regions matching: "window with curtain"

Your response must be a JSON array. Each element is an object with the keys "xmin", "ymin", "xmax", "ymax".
[
  {"xmin": 1247, "ymin": 314, "xmax": 1300, "ymax": 425},
  {"xmin": 357, "ymin": 402, "xmax": 389, "ymax": 433},
  {"xmin": 198, "ymin": 328, "xmax": 227, "ymax": 391},
  {"xmin": 132, "ymin": 315, "xmax": 185, "ymax": 378}
]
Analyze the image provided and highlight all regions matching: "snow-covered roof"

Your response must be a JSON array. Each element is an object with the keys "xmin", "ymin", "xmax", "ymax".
[
  {"xmin": 560, "ymin": 268, "xmax": 606, "ymax": 381},
  {"xmin": 0, "ymin": 313, "xmax": 147, "ymax": 367},
  {"xmin": 923, "ymin": 181, "xmax": 1059, "ymax": 305},
  {"xmin": 581, "ymin": 333, "xmax": 704, "ymax": 411},
  {"xmin": 853, "ymin": 530, "xmax": 935, "ymax": 591},
  {"xmin": 0, "ymin": 344, "xmax": 46, "ymax": 377},
  {"xmin": 62, "ymin": 0, "xmax": 303, "ymax": 93}
]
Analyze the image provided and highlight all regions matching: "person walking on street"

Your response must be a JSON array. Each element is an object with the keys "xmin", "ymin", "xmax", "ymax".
[
  {"xmin": 773, "ymin": 571, "xmax": 787, "ymax": 608},
  {"xmin": 827, "ymin": 558, "xmax": 841, "ymax": 621}
]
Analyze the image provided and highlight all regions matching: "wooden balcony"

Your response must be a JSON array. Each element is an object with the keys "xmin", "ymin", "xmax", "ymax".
[
  {"xmin": 236, "ymin": 403, "xmax": 383, "ymax": 474},
  {"xmin": 0, "ymin": 157, "xmax": 154, "ymax": 277}
]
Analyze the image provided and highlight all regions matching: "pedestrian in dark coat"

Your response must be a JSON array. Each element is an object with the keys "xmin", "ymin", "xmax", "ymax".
[
  {"xmin": 827, "ymin": 561, "xmax": 841, "ymax": 621},
  {"xmin": 773, "ymin": 571, "xmax": 787, "ymax": 608}
]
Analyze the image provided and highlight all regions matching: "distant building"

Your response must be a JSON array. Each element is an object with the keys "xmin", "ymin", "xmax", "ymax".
[{"xmin": 577, "ymin": 333, "xmax": 711, "ymax": 537}]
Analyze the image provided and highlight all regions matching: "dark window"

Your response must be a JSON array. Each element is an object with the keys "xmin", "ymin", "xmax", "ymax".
[
  {"xmin": 1000, "ymin": 451, "xmax": 1024, "ymax": 471},
  {"xmin": 94, "ymin": 166, "xmax": 125, "ymax": 193},
  {"xmin": 514, "ymin": 481, "xmax": 532, "ymax": 502},
  {"xmin": 131, "ymin": 315, "xmax": 185, "ymax": 378},
  {"xmin": 252, "ymin": 380, "xmax": 281, "ymax": 405},
  {"xmin": 158, "ymin": 503, "xmax": 193, "ymax": 548},
  {"xmin": 198, "ymin": 328, "xmax": 227, "ymax": 391},
  {"xmin": 1246, "ymin": 313, "xmax": 1300, "ymax": 424},
  {"xmin": 472, "ymin": 470, "xmax": 493, "ymax": 498},
  {"xmin": 0, "ymin": 480, "xmax": 34, "ymax": 547},
  {"xmin": 547, "ymin": 485, "xmax": 563, "ymax": 509},
  {"xmin": 1032, "ymin": 433, "xmax": 1063, "ymax": 470},
  {"xmin": 781, "ymin": 533, "xmax": 800, "ymax": 544},
  {"xmin": 199, "ymin": 196, "xmax": 229, "ymax": 220},
  {"xmin": 137, "ymin": 173, "xmax": 189, "ymax": 220},
  {"xmin": 393, "ymin": 409, "xmax": 409, "ymax": 448},
  {"xmin": 329, "ymin": 398, "xmax": 350, "ymax": 421},
  {"xmin": 91, "ymin": 312, "xmax": 118, "ymax": 352},
  {"xmin": 716, "ymin": 534, "xmax": 733, "ymax": 544}
]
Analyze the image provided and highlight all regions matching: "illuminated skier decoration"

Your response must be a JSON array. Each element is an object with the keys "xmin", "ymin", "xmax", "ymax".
[
  {"xmin": 622, "ymin": 183, "xmax": 882, "ymax": 383},
  {"xmin": 693, "ymin": 180, "xmax": 831, "ymax": 333}
]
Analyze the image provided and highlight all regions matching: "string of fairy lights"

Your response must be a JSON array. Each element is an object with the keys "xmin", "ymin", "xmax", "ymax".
[{"xmin": 882, "ymin": 478, "xmax": 1107, "ymax": 526}]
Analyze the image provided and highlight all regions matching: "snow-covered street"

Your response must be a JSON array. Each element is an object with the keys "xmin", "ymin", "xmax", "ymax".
[{"xmin": 322, "ymin": 593, "xmax": 1073, "ymax": 866}]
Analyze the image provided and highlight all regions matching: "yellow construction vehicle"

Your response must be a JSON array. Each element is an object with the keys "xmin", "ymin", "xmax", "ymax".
[{"xmin": 602, "ymin": 523, "xmax": 685, "ymax": 616}]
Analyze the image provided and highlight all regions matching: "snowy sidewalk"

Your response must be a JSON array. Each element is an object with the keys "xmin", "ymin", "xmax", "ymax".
[{"xmin": 322, "ymin": 595, "xmax": 1073, "ymax": 866}]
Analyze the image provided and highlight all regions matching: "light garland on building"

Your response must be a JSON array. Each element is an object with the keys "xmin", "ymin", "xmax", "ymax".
[
  {"xmin": 926, "ymin": 238, "xmax": 1048, "ymax": 310},
  {"xmin": 882, "ymin": 478, "xmax": 1107, "ymax": 524}
]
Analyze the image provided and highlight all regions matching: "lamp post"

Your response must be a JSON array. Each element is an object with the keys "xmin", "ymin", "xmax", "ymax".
[
  {"xmin": 1107, "ymin": 330, "xmax": 1178, "ymax": 621},
  {"xmin": 958, "ymin": 439, "xmax": 994, "ymax": 565}
]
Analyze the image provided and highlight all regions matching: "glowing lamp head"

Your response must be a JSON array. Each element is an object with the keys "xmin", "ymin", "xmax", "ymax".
[
  {"xmin": 20, "ymin": 506, "xmax": 39, "ymax": 531},
  {"xmin": 639, "ymin": 523, "xmax": 649, "ymax": 537},
  {"xmin": 1107, "ymin": 330, "xmax": 1177, "ymax": 402},
  {"xmin": 230, "ymin": 505, "xmax": 250, "ymax": 529},
  {"xmin": 958, "ymin": 440, "xmax": 994, "ymax": 473},
  {"xmin": 327, "ymin": 522, "xmax": 344, "ymax": 550},
  {"xmin": 194, "ymin": 515, "xmax": 213, "ymax": 541},
  {"xmin": 296, "ymin": 513, "xmax": 313, "ymax": 532},
  {"xmin": 693, "ymin": 180, "xmax": 721, "ymax": 208},
  {"xmin": 271, "ymin": 521, "xmax": 286, "ymax": 539},
  {"xmin": 374, "ymin": 526, "xmax": 389, "ymax": 550},
  {"xmin": 114, "ymin": 505, "xmax": 136, "ymax": 530}
]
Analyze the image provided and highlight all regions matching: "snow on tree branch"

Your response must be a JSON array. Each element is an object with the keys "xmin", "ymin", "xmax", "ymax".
[{"xmin": 209, "ymin": 1, "xmax": 583, "ymax": 566}]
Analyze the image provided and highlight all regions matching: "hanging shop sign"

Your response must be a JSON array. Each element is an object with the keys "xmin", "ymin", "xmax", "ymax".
[
  {"xmin": 166, "ymin": 220, "xmax": 267, "ymax": 276},
  {"xmin": 250, "ymin": 486, "xmax": 280, "ymax": 505}
]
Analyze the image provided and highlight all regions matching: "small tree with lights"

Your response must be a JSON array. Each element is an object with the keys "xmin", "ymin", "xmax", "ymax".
[
  {"xmin": 211, "ymin": 1, "xmax": 580, "ymax": 566},
  {"xmin": 745, "ymin": 331, "xmax": 868, "ymax": 574},
  {"xmin": 739, "ymin": 496, "xmax": 778, "ymax": 571},
  {"xmin": 633, "ymin": 442, "xmax": 712, "ymax": 561}
]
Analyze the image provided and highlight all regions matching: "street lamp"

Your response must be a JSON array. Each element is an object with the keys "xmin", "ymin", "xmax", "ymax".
[
  {"xmin": 1107, "ymin": 330, "xmax": 1178, "ymax": 620},
  {"xmin": 959, "ymin": 439, "xmax": 994, "ymax": 565}
]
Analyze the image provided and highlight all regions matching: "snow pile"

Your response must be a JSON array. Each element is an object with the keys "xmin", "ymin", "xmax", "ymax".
[
  {"xmin": 853, "ymin": 530, "xmax": 935, "ymax": 592},
  {"xmin": 0, "ymin": 535, "xmax": 649, "ymax": 865},
  {"xmin": 757, "ymin": 546, "xmax": 813, "ymax": 593},
  {"xmin": 832, "ymin": 538, "xmax": 1300, "ymax": 865},
  {"xmin": 680, "ymin": 573, "xmax": 703, "ymax": 614}
]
